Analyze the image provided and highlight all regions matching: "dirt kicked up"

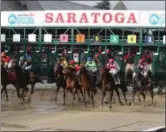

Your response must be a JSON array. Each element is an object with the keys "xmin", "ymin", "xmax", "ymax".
[{"xmin": 1, "ymin": 89, "xmax": 165, "ymax": 131}]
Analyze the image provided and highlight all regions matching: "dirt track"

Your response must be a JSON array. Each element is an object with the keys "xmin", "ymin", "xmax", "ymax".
[{"xmin": 1, "ymin": 87, "xmax": 165, "ymax": 131}]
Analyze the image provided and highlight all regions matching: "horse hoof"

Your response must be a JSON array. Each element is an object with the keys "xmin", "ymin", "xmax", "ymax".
[
  {"xmin": 142, "ymin": 104, "xmax": 146, "ymax": 108},
  {"xmin": 131, "ymin": 102, "xmax": 134, "ymax": 106},
  {"xmin": 100, "ymin": 105, "xmax": 103, "ymax": 108},
  {"xmin": 104, "ymin": 101, "xmax": 108, "ymax": 104},
  {"xmin": 138, "ymin": 99, "xmax": 141, "ymax": 102},
  {"xmin": 120, "ymin": 102, "xmax": 124, "ymax": 105},
  {"xmin": 84, "ymin": 106, "xmax": 87, "ymax": 108},
  {"xmin": 109, "ymin": 106, "xmax": 112, "ymax": 109}
]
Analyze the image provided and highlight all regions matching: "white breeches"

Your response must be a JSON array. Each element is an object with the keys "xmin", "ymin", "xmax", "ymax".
[
  {"xmin": 8, "ymin": 61, "xmax": 13, "ymax": 68},
  {"xmin": 125, "ymin": 63, "xmax": 134, "ymax": 72},
  {"xmin": 147, "ymin": 64, "xmax": 152, "ymax": 72},
  {"xmin": 109, "ymin": 69, "xmax": 118, "ymax": 75}
]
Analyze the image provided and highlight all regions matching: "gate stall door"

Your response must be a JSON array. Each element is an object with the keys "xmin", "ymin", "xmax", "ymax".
[
  {"xmin": 32, "ymin": 46, "xmax": 41, "ymax": 75},
  {"xmin": 48, "ymin": 47, "xmax": 57, "ymax": 68},
  {"xmin": 40, "ymin": 47, "xmax": 49, "ymax": 77}
]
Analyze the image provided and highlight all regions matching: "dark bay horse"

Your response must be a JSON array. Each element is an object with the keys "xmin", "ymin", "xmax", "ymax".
[
  {"xmin": 53, "ymin": 63, "xmax": 66, "ymax": 104},
  {"xmin": 132, "ymin": 68, "xmax": 154, "ymax": 107},
  {"xmin": 79, "ymin": 66, "xmax": 96, "ymax": 108},
  {"xmin": 1, "ymin": 64, "xmax": 40, "ymax": 102},
  {"xmin": 100, "ymin": 68, "xmax": 126, "ymax": 109},
  {"xmin": 1, "ymin": 67, "xmax": 18, "ymax": 101},
  {"xmin": 63, "ymin": 66, "xmax": 82, "ymax": 106}
]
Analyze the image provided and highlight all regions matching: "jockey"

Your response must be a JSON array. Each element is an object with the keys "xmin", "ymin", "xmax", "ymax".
[
  {"xmin": 124, "ymin": 51, "xmax": 135, "ymax": 78},
  {"xmin": 1, "ymin": 52, "xmax": 11, "ymax": 68},
  {"xmin": 69, "ymin": 60, "xmax": 81, "ymax": 84},
  {"xmin": 138, "ymin": 58, "xmax": 148, "ymax": 77},
  {"xmin": 143, "ymin": 50, "xmax": 152, "ymax": 72},
  {"xmin": 69, "ymin": 60, "xmax": 76, "ymax": 72},
  {"xmin": 105, "ymin": 58, "xmax": 120, "ymax": 84},
  {"xmin": 24, "ymin": 57, "xmax": 32, "ymax": 71},
  {"xmin": 19, "ymin": 56, "xmax": 26, "ymax": 69},
  {"xmin": 85, "ymin": 57, "xmax": 97, "ymax": 73}
]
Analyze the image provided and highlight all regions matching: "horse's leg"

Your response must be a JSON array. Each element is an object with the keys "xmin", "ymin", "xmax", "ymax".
[
  {"xmin": 121, "ymin": 87, "xmax": 128, "ymax": 104},
  {"xmin": 140, "ymin": 91, "xmax": 146, "ymax": 107},
  {"xmin": 76, "ymin": 88, "xmax": 81, "ymax": 101},
  {"xmin": 82, "ymin": 88, "xmax": 87, "ymax": 108},
  {"xmin": 109, "ymin": 89, "xmax": 114, "ymax": 109},
  {"xmin": 72, "ymin": 88, "xmax": 76, "ymax": 107},
  {"xmin": 55, "ymin": 86, "xmax": 60, "ymax": 102},
  {"xmin": 1, "ymin": 85, "xmax": 8, "ymax": 101},
  {"xmin": 149, "ymin": 86, "xmax": 154, "ymax": 107},
  {"xmin": 131, "ymin": 89, "xmax": 136, "ymax": 106},
  {"xmin": 4, "ymin": 86, "xmax": 9, "ymax": 101},
  {"xmin": 115, "ymin": 87, "xmax": 123, "ymax": 105},
  {"xmin": 100, "ymin": 87, "xmax": 106, "ymax": 108},
  {"xmin": 87, "ymin": 89, "xmax": 91, "ymax": 104},
  {"xmin": 63, "ymin": 87, "xmax": 66, "ymax": 105},
  {"xmin": 25, "ymin": 87, "xmax": 31, "ymax": 103},
  {"xmin": 137, "ymin": 93, "xmax": 141, "ymax": 102},
  {"xmin": 90, "ymin": 89, "xmax": 95, "ymax": 107},
  {"xmin": 30, "ymin": 83, "xmax": 35, "ymax": 95}
]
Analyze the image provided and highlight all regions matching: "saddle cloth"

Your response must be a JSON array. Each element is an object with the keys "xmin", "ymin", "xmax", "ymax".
[{"xmin": 8, "ymin": 72, "xmax": 16, "ymax": 81}]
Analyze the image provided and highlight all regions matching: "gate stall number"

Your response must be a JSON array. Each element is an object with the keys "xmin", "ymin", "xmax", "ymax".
[
  {"xmin": 76, "ymin": 34, "xmax": 85, "ymax": 43},
  {"xmin": 60, "ymin": 34, "xmax": 69, "ymax": 42},
  {"xmin": 110, "ymin": 35, "xmax": 119, "ymax": 44},
  {"xmin": 127, "ymin": 35, "xmax": 137, "ymax": 44}
]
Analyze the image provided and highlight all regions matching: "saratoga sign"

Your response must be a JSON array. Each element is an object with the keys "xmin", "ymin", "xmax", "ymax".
[
  {"xmin": 1, "ymin": 10, "xmax": 165, "ymax": 27},
  {"xmin": 45, "ymin": 11, "xmax": 138, "ymax": 26}
]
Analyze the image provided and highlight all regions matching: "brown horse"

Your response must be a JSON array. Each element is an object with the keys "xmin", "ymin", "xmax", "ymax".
[
  {"xmin": 53, "ymin": 62, "xmax": 66, "ymax": 104},
  {"xmin": 1, "ymin": 64, "xmax": 39, "ymax": 103},
  {"xmin": 63, "ymin": 66, "xmax": 82, "ymax": 106},
  {"xmin": 79, "ymin": 65, "xmax": 96, "ymax": 108},
  {"xmin": 100, "ymin": 68, "xmax": 124, "ymax": 109}
]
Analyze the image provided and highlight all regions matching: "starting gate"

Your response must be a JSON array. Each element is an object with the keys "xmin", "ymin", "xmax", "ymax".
[{"xmin": 1, "ymin": 10, "xmax": 166, "ymax": 83}]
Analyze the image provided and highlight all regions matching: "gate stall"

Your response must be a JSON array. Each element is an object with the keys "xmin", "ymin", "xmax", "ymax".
[{"xmin": 1, "ymin": 10, "xmax": 165, "ymax": 82}]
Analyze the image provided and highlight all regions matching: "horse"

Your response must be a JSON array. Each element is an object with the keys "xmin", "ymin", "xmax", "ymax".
[
  {"xmin": 132, "ymin": 67, "xmax": 154, "ymax": 107},
  {"xmin": 1, "ymin": 60, "xmax": 42, "ymax": 102},
  {"xmin": 100, "ymin": 68, "xmax": 124, "ymax": 109},
  {"xmin": 79, "ymin": 65, "xmax": 96, "ymax": 108},
  {"xmin": 124, "ymin": 58, "xmax": 135, "ymax": 85},
  {"xmin": 63, "ymin": 66, "xmax": 82, "ymax": 106},
  {"xmin": 1, "ymin": 66, "xmax": 18, "ymax": 101},
  {"xmin": 53, "ymin": 63, "xmax": 66, "ymax": 104}
]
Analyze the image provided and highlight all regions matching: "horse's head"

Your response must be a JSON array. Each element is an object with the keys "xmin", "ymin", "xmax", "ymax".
[
  {"xmin": 80, "ymin": 65, "xmax": 87, "ymax": 74},
  {"xmin": 63, "ymin": 66, "xmax": 72, "ymax": 75}
]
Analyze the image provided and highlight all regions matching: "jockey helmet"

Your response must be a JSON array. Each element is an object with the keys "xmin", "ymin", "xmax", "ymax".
[
  {"xmin": 87, "ymin": 57, "xmax": 92, "ymax": 61},
  {"xmin": 1, "ymin": 52, "xmax": 6, "ymax": 57},
  {"xmin": 19, "ymin": 56, "xmax": 25, "ymax": 61},
  {"xmin": 109, "ymin": 58, "xmax": 114, "ymax": 63},
  {"xmin": 69, "ymin": 60, "xmax": 75, "ymax": 65}
]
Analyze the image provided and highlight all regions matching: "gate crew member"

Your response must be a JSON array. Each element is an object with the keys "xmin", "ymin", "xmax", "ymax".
[
  {"xmin": 105, "ymin": 58, "xmax": 120, "ymax": 84},
  {"xmin": 85, "ymin": 57, "xmax": 97, "ymax": 73},
  {"xmin": 124, "ymin": 51, "xmax": 135, "ymax": 78},
  {"xmin": 1, "ymin": 52, "xmax": 11, "ymax": 68}
]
